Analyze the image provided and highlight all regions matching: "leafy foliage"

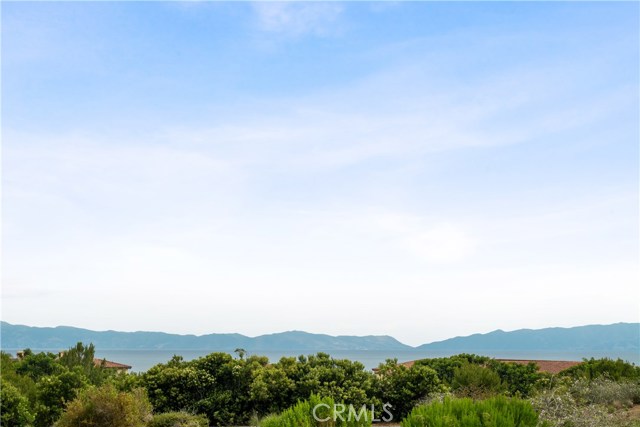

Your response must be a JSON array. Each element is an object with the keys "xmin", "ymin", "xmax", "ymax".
[
  {"xmin": 413, "ymin": 354, "xmax": 491, "ymax": 385},
  {"xmin": 373, "ymin": 359, "xmax": 443, "ymax": 420},
  {"xmin": 487, "ymin": 360, "xmax": 540, "ymax": 397},
  {"xmin": 4, "ymin": 346, "xmax": 639, "ymax": 427},
  {"xmin": 530, "ymin": 384, "xmax": 639, "ymax": 427},
  {"xmin": 260, "ymin": 395, "xmax": 372, "ymax": 427},
  {"xmin": 561, "ymin": 358, "xmax": 640, "ymax": 381},
  {"xmin": 1, "ymin": 378, "xmax": 35, "ymax": 427},
  {"xmin": 143, "ymin": 351, "xmax": 378, "ymax": 425},
  {"xmin": 147, "ymin": 412, "xmax": 209, "ymax": 427},
  {"xmin": 15, "ymin": 351, "xmax": 60, "ymax": 381},
  {"xmin": 34, "ymin": 368, "xmax": 88, "ymax": 427},
  {"xmin": 451, "ymin": 363, "xmax": 505, "ymax": 399},
  {"xmin": 54, "ymin": 384, "xmax": 152, "ymax": 427},
  {"xmin": 413, "ymin": 355, "xmax": 541, "ymax": 398},
  {"xmin": 401, "ymin": 396, "xmax": 539, "ymax": 427}
]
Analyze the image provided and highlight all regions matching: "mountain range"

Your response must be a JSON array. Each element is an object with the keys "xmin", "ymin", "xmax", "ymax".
[{"xmin": 1, "ymin": 321, "xmax": 638, "ymax": 353}]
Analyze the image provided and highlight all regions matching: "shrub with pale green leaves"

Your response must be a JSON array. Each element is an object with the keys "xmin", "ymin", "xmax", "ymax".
[
  {"xmin": 401, "ymin": 396, "xmax": 538, "ymax": 427},
  {"xmin": 54, "ymin": 384, "xmax": 152, "ymax": 427},
  {"xmin": 570, "ymin": 377, "xmax": 640, "ymax": 408},
  {"xmin": 260, "ymin": 395, "xmax": 372, "ymax": 427},
  {"xmin": 530, "ymin": 386, "xmax": 638, "ymax": 427}
]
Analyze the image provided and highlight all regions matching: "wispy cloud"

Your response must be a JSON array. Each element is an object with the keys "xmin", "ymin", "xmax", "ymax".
[
  {"xmin": 252, "ymin": 2, "xmax": 343, "ymax": 37},
  {"xmin": 2, "ymin": 2, "xmax": 637, "ymax": 340}
]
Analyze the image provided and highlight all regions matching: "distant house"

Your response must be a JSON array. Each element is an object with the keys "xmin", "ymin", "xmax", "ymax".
[
  {"xmin": 13, "ymin": 351, "xmax": 132, "ymax": 373},
  {"xmin": 373, "ymin": 358, "xmax": 581, "ymax": 375},
  {"xmin": 495, "ymin": 359, "xmax": 581, "ymax": 375},
  {"xmin": 93, "ymin": 358, "xmax": 132, "ymax": 373}
]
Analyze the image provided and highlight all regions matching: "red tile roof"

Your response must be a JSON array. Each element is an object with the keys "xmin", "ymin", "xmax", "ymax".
[
  {"xmin": 375, "ymin": 359, "xmax": 581, "ymax": 375},
  {"xmin": 93, "ymin": 358, "xmax": 132, "ymax": 370},
  {"xmin": 496, "ymin": 359, "xmax": 581, "ymax": 374}
]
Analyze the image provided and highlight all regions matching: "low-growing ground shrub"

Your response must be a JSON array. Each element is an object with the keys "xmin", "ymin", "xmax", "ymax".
[
  {"xmin": 260, "ymin": 395, "xmax": 372, "ymax": 427},
  {"xmin": 570, "ymin": 377, "xmax": 640, "ymax": 408},
  {"xmin": 148, "ymin": 412, "xmax": 209, "ymax": 427},
  {"xmin": 401, "ymin": 396, "xmax": 538, "ymax": 427},
  {"xmin": 530, "ymin": 386, "xmax": 638, "ymax": 427}
]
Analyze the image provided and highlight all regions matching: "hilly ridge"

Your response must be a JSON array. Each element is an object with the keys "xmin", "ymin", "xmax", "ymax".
[
  {"xmin": 0, "ymin": 322, "xmax": 410, "ymax": 351},
  {"xmin": 1, "ymin": 321, "xmax": 638, "ymax": 353}
]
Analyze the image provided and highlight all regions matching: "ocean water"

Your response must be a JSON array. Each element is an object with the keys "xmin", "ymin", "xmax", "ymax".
[{"xmin": 6, "ymin": 348, "xmax": 638, "ymax": 372}]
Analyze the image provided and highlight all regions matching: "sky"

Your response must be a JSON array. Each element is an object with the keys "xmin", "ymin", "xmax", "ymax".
[{"xmin": 1, "ymin": 2, "xmax": 638, "ymax": 346}]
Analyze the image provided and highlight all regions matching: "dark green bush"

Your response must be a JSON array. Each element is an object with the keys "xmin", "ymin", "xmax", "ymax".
[
  {"xmin": 487, "ymin": 360, "xmax": 541, "ymax": 397},
  {"xmin": 401, "ymin": 396, "xmax": 539, "ymax": 427},
  {"xmin": 1, "ymin": 379, "xmax": 35, "ymax": 427},
  {"xmin": 451, "ymin": 363, "xmax": 505, "ymax": 399},
  {"xmin": 373, "ymin": 360, "xmax": 443, "ymax": 420},
  {"xmin": 560, "ymin": 358, "xmax": 640, "ymax": 381},
  {"xmin": 148, "ymin": 412, "xmax": 209, "ymax": 427},
  {"xmin": 413, "ymin": 354, "xmax": 491, "ymax": 385},
  {"xmin": 413, "ymin": 355, "xmax": 542, "ymax": 398}
]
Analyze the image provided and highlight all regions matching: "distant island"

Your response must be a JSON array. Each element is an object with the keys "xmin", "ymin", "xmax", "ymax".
[{"xmin": 1, "ymin": 321, "xmax": 638, "ymax": 353}]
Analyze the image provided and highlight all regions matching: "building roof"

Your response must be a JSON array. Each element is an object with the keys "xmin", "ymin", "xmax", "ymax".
[
  {"xmin": 93, "ymin": 358, "xmax": 132, "ymax": 370},
  {"xmin": 495, "ymin": 359, "xmax": 581, "ymax": 374},
  {"xmin": 374, "ymin": 358, "xmax": 581, "ymax": 375}
]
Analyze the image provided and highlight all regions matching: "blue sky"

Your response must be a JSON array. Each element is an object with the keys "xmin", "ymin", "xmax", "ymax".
[{"xmin": 2, "ymin": 2, "xmax": 638, "ymax": 345}]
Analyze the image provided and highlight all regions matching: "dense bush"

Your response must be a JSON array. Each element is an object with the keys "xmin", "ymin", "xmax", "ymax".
[
  {"xmin": 451, "ymin": 363, "xmax": 505, "ymax": 399},
  {"xmin": 1, "ymin": 379, "xmax": 35, "ymax": 427},
  {"xmin": 413, "ymin": 355, "xmax": 541, "ymax": 398},
  {"xmin": 561, "ymin": 358, "xmax": 640, "ymax": 381},
  {"xmin": 413, "ymin": 354, "xmax": 491, "ymax": 385},
  {"xmin": 54, "ymin": 384, "xmax": 152, "ymax": 427},
  {"xmin": 143, "ymin": 351, "xmax": 378, "ymax": 425},
  {"xmin": 401, "ymin": 396, "xmax": 539, "ymax": 427},
  {"xmin": 34, "ymin": 368, "xmax": 89, "ymax": 427},
  {"xmin": 373, "ymin": 360, "xmax": 443, "ymax": 420},
  {"xmin": 488, "ymin": 360, "xmax": 541, "ymax": 397},
  {"xmin": 147, "ymin": 412, "xmax": 209, "ymax": 427},
  {"xmin": 7, "ymin": 345, "xmax": 639, "ymax": 427},
  {"xmin": 260, "ymin": 395, "xmax": 372, "ymax": 427}
]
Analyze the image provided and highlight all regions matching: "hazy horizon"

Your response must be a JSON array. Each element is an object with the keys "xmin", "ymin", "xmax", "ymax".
[
  {"xmin": 2, "ymin": 2, "xmax": 638, "ymax": 347},
  {"xmin": 3, "ymin": 320, "xmax": 638, "ymax": 343}
]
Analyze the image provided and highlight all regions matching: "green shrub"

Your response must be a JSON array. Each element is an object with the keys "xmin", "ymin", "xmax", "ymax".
[
  {"xmin": 401, "ymin": 396, "xmax": 538, "ymax": 427},
  {"xmin": 561, "ymin": 358, "xmax": 640, "ymax": 381},
  {"xmin": 413, "ymin": 354, "xmax": 491, "ymax": 385},
  {"xmin": 1, "ymin": 379, "xmax": 35, "ymax": 427},
  {"xmin": 530, "ymin": 386, "xmax": 634, "ymax": 427},
  {"xmin": 451, "ymin": 363, "xmax": 505, "ymax": 399},
  {"xmin": 54, "ymin": 384, "xmax": 152, "ymax": 427},
  {"xmin": 148, "ymin": 412, "xmax": 209, "ymax": 427},
  {"xmin": 570, "ymin": 377, "xmax": 640, "ymax": 408},
  {"xmin": 34, "ymin": 368, "xmax": 89, "ymax": 427},
  {"xmin": 488, "ymin": 360, "xmax": 541, "ymax": 398},
  {"xmin": 413, "ymin": 355, "xmax": 542, "ymax": 398},
  {"xmin": 373, "ymin": 360, "xmax": 443, "ymax": 420},
  {"xmin": 260, "ymin": 395, "xmax": 372, "ymax": 427}
]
